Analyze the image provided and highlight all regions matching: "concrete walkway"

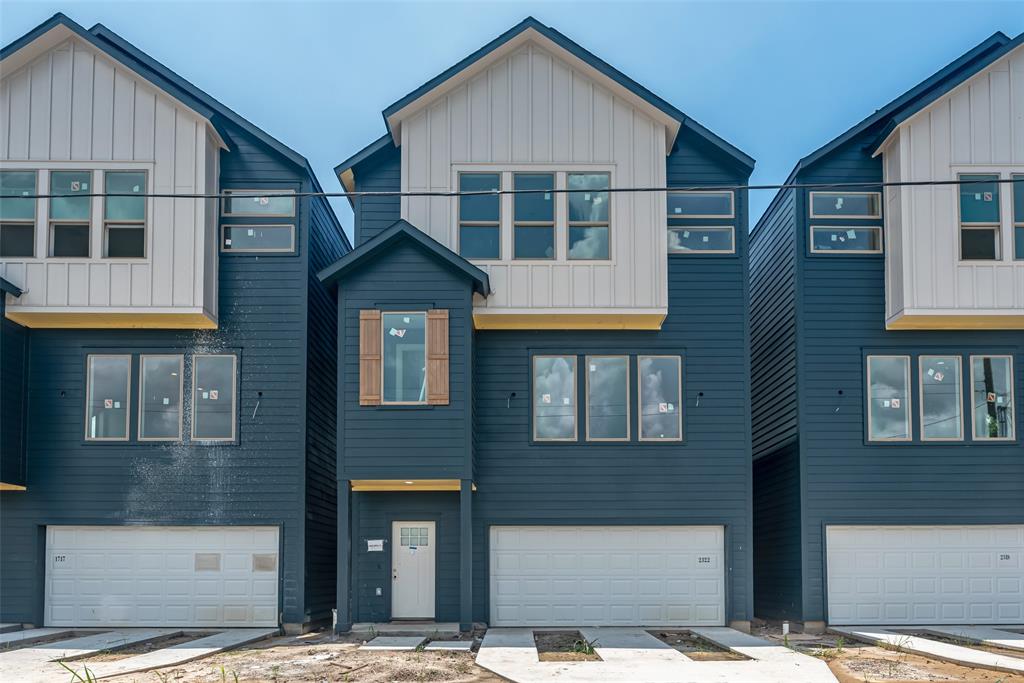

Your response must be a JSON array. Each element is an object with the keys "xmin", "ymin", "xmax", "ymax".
[
  {"xmin": 476, "ymin": 627, "xmax": 838, "ymax": 683},
  {"xmin": 0, "ymin": 627, "xmax": 77, "ymax": 649},
  {"xmin": 919, "ymin": 625, "xmax": 1024, "ymax": 653},
  {"xmin": 831, "ymin": 626, "xmax": 1024, "ymax": 675}
]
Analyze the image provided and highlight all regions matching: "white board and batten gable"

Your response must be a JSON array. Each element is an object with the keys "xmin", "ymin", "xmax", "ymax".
[
  {"xmin": 390, "ymin": 30, "xmax": 675, "ymax": 330},
  {"xmin": 878, "ymin": 41, "xmax": 1024, "ymax": 330},
  {"xmin": 0, "ymin": 27, "xmax": 222, "ymax": 328}
]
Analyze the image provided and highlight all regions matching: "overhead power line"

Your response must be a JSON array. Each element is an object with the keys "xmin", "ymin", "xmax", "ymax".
[{"xmin": 7, "ymin": 176, "xmax": 1021, "ymax": 200}]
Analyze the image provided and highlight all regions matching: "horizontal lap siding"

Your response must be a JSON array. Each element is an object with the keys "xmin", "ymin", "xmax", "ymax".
[
  {"xmin": 1, "ymin": 315, "xmax": 28, "ymax": 487},
  {"xmin": 753, "ymin": 443, "xmax": 802, "ymax": 620},
  {"xmin": 304, "ymin": 191, "xmax": 348, "ymax": 621},
  {"xmin": 797, "ymin": 149, "xmax": 1024, "ymax": 622},
  {"xmin": 339, "ymin": 242, "xmax": 473, "ymax": 480},
  {"xmin": 353, "ymin": 144, "xmax": 401, "ymax": 246},
  {"xmin": 0, "ymin": 122, "xmax": 312, "ymax": 626}
]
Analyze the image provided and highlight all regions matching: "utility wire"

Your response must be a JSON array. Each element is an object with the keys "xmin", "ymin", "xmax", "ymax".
[{"xmin": 6, "ymin": 176, "xmax": 1022, "ymax": 200}]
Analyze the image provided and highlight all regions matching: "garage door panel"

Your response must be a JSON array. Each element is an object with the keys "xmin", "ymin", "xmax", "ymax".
[
  {"xmin": 489, "ymin": 525, "xmax": 724, "ymax": 627},
  {"xmin": 827, "ymin": 525, "xmax": 1024, "ymax": 625},
  {"xmin": 45, "ymin": 525, "xmax": 278, "ymax": 627}
]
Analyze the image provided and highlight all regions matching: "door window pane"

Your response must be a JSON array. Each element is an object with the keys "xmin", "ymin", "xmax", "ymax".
[
  {"xmin": 222, "ymin": 225, "xmax": 295, "ymax": 252},
  {"xmin": 459, "ymin": 173, "xmax": 501, "ymax": 259},
  {"xmin": 810, "ymin": 226, "xmax": 882, "ymax": 253},
  {"xmin": 0, "ymin": 224, "xmax": 34, "ymax": 257},
  {"xmin": 193, "ymin": 355, "xmax": 237, "ymax": 440},
  {"xmin": 50, "ymin": 171, "xmax": 92, "ymax": 220},
  {"xmin": 809, "ymin": 192, "xmax": 881, "ymax": 218},
  {"xmin": 586, "ymin": 356, "xmax": 628, "ymax": 440},
  {"xmin": 638, "ymin": 356, "xmax": 682, "ymax": 441},
  {"xmin": 382, "ymin": 312, "xmax": 426, "ymax": 404},
  {"xmin": 104, "ymin": 171, "xmax": 146, "ymax": 221},
  {"xmin": 920, "ymin": 356, "xmax": 962, "ymax": 441},
  {"xmin": 971, "ymin": 356, "xmax": 1015, "ymax": 440},
  {"xmin": 533, "ymin": 355, "xmax": 576, "ymax": 440},
  {"xmin": 0, "ymin": 171, "xmax": 36, "ymax": 220},
  {"xmin": 51, "ymin": 224, "xmax": 90, "ymax": 257},
  {"xmin": 668, "ymin": 227, "xmax": 735, "ymax": 253},
  {"xmin": 514, "ymin": 174, "xmax": 554, "ymax": 259},
  {"xmin": 222, "ymin": 189, "xmax": 295, "ymax": 217},
  {"xmin": 139, "ymin": 355, "xmax": 183, "ymax": 440},
  {"xmin": 867, "ymin": 356, "xmax": 911, "ymax": 441},
  {"xmin": 85, "ymin": 355, "xmax": 130, "ymax": 440},
  {"xmin": 667, "ymin": 191, "xmax": 733, "ymax": 217}
]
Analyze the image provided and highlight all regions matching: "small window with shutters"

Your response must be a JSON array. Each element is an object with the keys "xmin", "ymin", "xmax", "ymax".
[{"xmin": 360, "ymin": 309, "xmax": 449, "ymax": 406}]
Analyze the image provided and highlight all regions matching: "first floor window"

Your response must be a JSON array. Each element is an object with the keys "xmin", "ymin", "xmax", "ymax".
[
  {"xmin": 513, "ymin": 173, "xmax": 555, "ymax": 259},
  {"xmin": 810, "ymin": 226, "xmax": 882, "ymax": 253},
  {"xmin": 959, "ymin": 174, "xmax": 1000, "ymax": 260},
  {"xmin": 1, "ymin": 170, "xmax": 37, "ymax": 257},
  {"xmin": 104, "ymin": 170, "xmax": 147, "ymax": 258},
  {"xmin": 867, "ymin": 355, "xmax": 911, "ymax": 441},
  {"xmin": 139, "ymin": 354, "xmax": 183, "ymax": 440},
  {"xmin": 192, "ymin": 355, "xmax": 238, "ymax": 441},
  {"xmin": 382, "ymin": 312, "xmax": 426, "ymax": 404},
  {"xmin": 533, "ymin": 355, "xmax": 577, "ymax": 440},
  {"xmin": 971, "ymin": 355, "xmax": 1015, "ymax": 440},
  {"xmin": 586, "ymin": 356, "xmax": 629, "ymax": 440},
  {"xmin": 638, "ymin": 355, "xmax": 682, "ymax": 441},
  {"xmin": 85, "ymin": 355, "xmax": 131, "ymax": 440},
  {"xmin": 919, "ymin": 356, "xmax": 962, "ymax": 441},
  {"xmin": 458, "ymin": 173, "xmax": 501, "ymax": 259},
  {"xmin": 567, "ymin": 173, "xmax": 610, "ymax": 259}
]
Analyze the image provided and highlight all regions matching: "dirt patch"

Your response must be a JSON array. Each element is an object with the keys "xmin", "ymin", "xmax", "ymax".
[
  {"xmin": 898, "ymin": 630, "xmax": 1024, "ymax": 659},
  {"xmin": 753, "ymin": 623, "xmax": 1024, "ymax": 683},
  {"xmin": 70, "ymin": 631, "xmax": 212, "ymax": 662},
  {"xmin": 105, "ymin": 631, "xmax": 506, "ymax": 683},
  {"xmin": 646, "ymin": 630, "xmax": 748, "ymax": 661},
  {"xmin": 533, "ymin": 630, "xmax": 601, "ymax": 662}
]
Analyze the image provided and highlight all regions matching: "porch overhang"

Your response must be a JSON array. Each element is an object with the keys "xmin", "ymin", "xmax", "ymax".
[{"xmin": 349, "ymin": 479, "xmax": 476, "ymax": 492}]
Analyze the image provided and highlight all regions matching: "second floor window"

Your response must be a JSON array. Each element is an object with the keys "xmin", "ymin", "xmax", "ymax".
[
  {"xmin": 513, "ymin": 173, "xmax": 556, "ymax": 259},
  {"xmin": 382, "ymin": 312, "xmax": 427, "ymax": 404},
  {"xmin": 1014, "ymin": 174, "xmax": 1023, "ymax": 261},
  {"xmin": 0, "ymin": 170, "xmax": 36, "ymax": 257},
  {"xmin": 667, "ymin": 191, "xmax": 736, "ymax": 254},
  {"xmin": 959, "ymin": 174, "xmax": 1000, "ymax": 260},
  {"xmin": 50, "ymin": 171, "xmax": 92, "ymax": 257},
  {"xmin": 458, "ymin": 173, "xmax": 501, "ymax": 259},
  {"xmin": 567, "ymin": 173, "xmax": 610, "ymax": 259},
  {"xmin": 104, "ymin": 171, "xmax": 147, "ymax": 258}
]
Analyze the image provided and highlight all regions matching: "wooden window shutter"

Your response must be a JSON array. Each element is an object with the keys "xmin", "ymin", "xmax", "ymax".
[
  {"xmin": 359, "ymin": 309, "xmax": 382, "ymax": 406},
  {"xmin": 426, "ymin": 309, "xmax": 450, "ymax": 405}
]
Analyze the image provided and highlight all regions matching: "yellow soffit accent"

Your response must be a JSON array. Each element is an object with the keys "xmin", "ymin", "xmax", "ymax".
[
  {"xmin": 0, "ymin": 483, "xmax": 27, "ymax": 491},
  {"xmin": 473, "ymin": 312, "xmax": 666, "ymax": 331},
  {"xmin": 349, "ymin": 479, "xmax": 475, "ymax": 492},
  {"xmin": 5, "ymin": 311, "xmax": 218, "ymax": 330},
  {"xmin": 886, "ymin": 314, "xmax": 1024, "ymax": 331}
]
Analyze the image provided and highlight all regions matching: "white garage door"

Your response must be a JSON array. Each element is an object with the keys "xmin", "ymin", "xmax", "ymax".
[
  {"xmin": 489, "ymin": 525, "xmax": 725, "ymax": 626},
  {"xmin": 827, "ymin": 525, "xmax": 1024, "ymax": 625},
  {"xmin": 45, "ymin": 526, "xmax": 279, "ymax": 627}
]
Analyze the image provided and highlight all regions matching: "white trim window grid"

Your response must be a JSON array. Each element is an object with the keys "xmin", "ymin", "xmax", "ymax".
[
  {"xmin": 221, "ymin": 189, "xmax": 296, "ymax": 217},
  {"xmin": 809, "ymin": 225, "xmax": 883, "ymax": 254},
  {"xmin": 457, "ymin": 172, "xmax": 501, "ymax": 260},
  {"xmin": 809, "ymin": 191, "xmax": 882, "ymax": 219},
  {"xmin": 0, "ymin": 169, "xmax": 37, "ymax": 257},
  {"xmin": 513, "ymin": 172, "xmax": 557, "ymax": 260},
  {"xmin": 567, "ymin": 172, "xmax": 611, "ymax": 260},
  {"xmin": 221, "ymin": 224, "xmax": 296, "ymax": 253},
  {"xmin": 103, "ymin": 170, "xmax": 148, "ymax": 258},
  {"xmin": 958, "ymin": 173, "xmax": 1001, "ymax": 261},
  {"xmin": 1013, "ymin": 174, "xmax": 1023, "ymax": 261},
  {"xmin": 667, "ymin": 190, "xmax": 735, "ymax": 254},
  {"xmin": 48, "ymin": 170, "xmax": 92, "ymax": 258}
]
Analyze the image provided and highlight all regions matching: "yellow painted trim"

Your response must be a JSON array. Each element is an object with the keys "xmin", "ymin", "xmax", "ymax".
[
  {"xmin": 349, "ymin": 479, "xmax": 476, "ymax": 492},
  {"xmin": 473, "ymin": 312, "xmax": 665, "ymax": 330},
  {"xmin": 886, "ymin": 314, "xmax": 1024, "ymax": 330},
  {"xmin": 5, "ymin": 311, "xmax": 217, "ymax": 329},
  {"xmin": 0, "ymin": 483, "xmax": 27, "ymax": 491}
]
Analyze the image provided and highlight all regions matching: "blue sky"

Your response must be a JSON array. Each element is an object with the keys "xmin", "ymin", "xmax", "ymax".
[{"xmin": 3, "ymin": 1, "xmax": 1023, "ymax": 239}]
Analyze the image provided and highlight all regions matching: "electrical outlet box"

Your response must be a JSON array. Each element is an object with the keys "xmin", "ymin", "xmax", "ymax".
[{"xmin": 375, "ymin": 586, "xmax": 382, "ymax": 596}]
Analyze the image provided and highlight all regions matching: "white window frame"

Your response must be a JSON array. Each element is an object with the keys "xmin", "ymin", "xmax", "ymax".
[
  {"xmin": 585, "ymin": 355, "xmax": 630, "ymax": 442},
  {"xmin": 0, "ymin": 169, "xmax": 38, "ymax": 258},
  {"xmin": 667, "ymin": 226, "xmax": 736, "ymax": 255},
  {"xmin": 103, "ymin": 169, "xmax": 149, "ymax": 259},
  {"xmin": 566, "ymin": 172, "xmax": 612, "ymax": 261},
  {"xmin": 969, "ymin": 354, "xmax": 1016, "ymax": 442},
  {"xmin": 667, "ymin": 190, "xmax": 735, "ymax": 219},
  {"xmin": 918, "ymin": 355, "xmax": 963, "ymax": 442},
  {"xmin": 48, "ymin": 169, "xmax": 94, "ymax": 259},
  {"xmin": 1013, "ymin": 173, "xmax": 1023, "ymax": 261},
  {"xmin": 637, "ymin": 355, "xmax": 683, "ymax": 442},
  {"xmin": 137, "ymin": 354, "xmax": 185, "ymax": 442},
  {"xmin": 808, "ymin": 191, "xmax": 882, "ymax": 219},
  {"xmin": 456, "ymin": 171, "xmax": 502, "ymax": 261},
  {"xmin": 957, "ymin": 172, "xmax": 1002, "ymax": 262},
  {"xmin": 809, "ymin": 225, "xmax": 883, "ymax": 255},
  {"xmin": 221, "ymin": 188, "xmax": 296, "ymax": 218},
  {"xmin": 191, "ymin": 354, "xmax": 238, "ymax": 442},
  {"xmin": 532, "ymin": 354, "xmax": 578, "ymax": 442},
  {"xmin": 866, "ymin": 355, "xmax": 912, "ymax": 443},
  {"xmin": 381, "ymin": 311, "xmax": 428, "ymax": 406},
  {"xmin": 220, "ymin": 224, "xmax": 296, "ymax": 254},
  {"xmin": 84, "ymin": 354, "xmax": 132, "ymax": 442},
  {"xmin": 512, "ymin": 172, "xmax": 557, "ymax": 261}
]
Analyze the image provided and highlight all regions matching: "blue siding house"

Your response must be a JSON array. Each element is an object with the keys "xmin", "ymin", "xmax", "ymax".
[
  {"xmin": 0, "ymin": 14, "xmax": 349, "ymax": 632},
  {"xmin": 752, "ymin": 32, "xmax": 1024, "ymax": 630},
  {"xmin": 322, "ymin": 17, "xmax": 755, "ymax": 632}
]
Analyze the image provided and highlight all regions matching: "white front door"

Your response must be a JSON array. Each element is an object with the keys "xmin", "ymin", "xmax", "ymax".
[
  {"xmin": 391, "ymin": 521, "xmax": 436, "ymax": 619},
  {"xmin": 827, "ymin": 525, "xmax": 1024, "ymax": 625}
]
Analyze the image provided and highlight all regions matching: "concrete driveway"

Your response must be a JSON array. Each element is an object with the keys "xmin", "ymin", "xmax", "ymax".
[{"xmin": 476, "ymin": 626, "xmax": 838, "ymax": 683}]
